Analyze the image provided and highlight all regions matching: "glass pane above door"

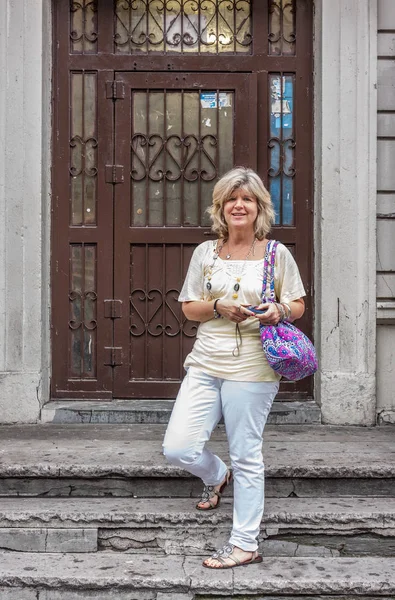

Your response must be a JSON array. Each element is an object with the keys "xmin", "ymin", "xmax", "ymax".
[
  {"xmin": 114, "ymin": 0, "xmax": 252, "ymax": 54},
  {"xmin": 269, "ymin": 0, "xmax": 295, "ymax": 56},
  {"xmin": 70, "ymin": 0, "xmax": 98, "ymax": 54}
]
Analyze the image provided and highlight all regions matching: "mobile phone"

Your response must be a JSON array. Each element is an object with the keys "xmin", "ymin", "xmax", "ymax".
[{"xmin": 245, "ymin": 305, "xmax": 268, "ymax": 315}]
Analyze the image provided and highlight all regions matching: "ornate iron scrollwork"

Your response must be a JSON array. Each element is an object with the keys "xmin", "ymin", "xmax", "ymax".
[
  {"xmin": 69, "ymin": 136, "xmax": 98, "ymax": 178},
  {"xmin": 268, "ymin": 73, "xmax": 295, "ymax": 225},
  {"xmin": 268, "ymin": 0, "xmax": 295, "ymax": 55},
  {"xmin": 114, "ymin": 0, "xmax": 252, "ymax": 54},
  {"xmin": 268, "ymin": 138, "xmax": 296, "ymax": 178},
  {"xmin": 69, "ymin": 291, "xmax": 98, "ymax": 331},
  {"xmin": 70, "ymin": 1, "xmax": 98, "ymax": 52},
  {"xmin": 130, "ymin": 288, "xmax": 198, "ymax": 337},
  {"xmin": 131, "ymin": 133, "xmax": 217, "ymax": 182},
  {"xmin": 69, "ymin": 72, "xmax": 98, "ymax": 225}
]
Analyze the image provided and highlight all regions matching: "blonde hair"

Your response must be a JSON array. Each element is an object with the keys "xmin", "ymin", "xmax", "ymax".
[{"xmin": 208, "ymin": 167, "xmax": 275, "ymax": 240}]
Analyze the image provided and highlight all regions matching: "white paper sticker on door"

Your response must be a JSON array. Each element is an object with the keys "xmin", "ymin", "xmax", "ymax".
[{"xmin": 200, "ymin": 92, "xmax": 232, "ymax": 109}]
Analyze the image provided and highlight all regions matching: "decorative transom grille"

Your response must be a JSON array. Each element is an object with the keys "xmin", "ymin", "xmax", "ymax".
[
  {"xmin": 70, "ymin": 0, "xmax": 98, "ymax": 53},
  {"xmin": 114, "ymin": 0, "xmax": 252, "ymax": 54},
  {"xmin": 269, "ymin": 0, "xmax": 295, "ymax": 56}
]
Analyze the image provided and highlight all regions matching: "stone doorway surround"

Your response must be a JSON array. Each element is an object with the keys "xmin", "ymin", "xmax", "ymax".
[
  {"xmin": 0, "ymin": 0, "xmax": 377, "ymax": 425},
  {"xmin": 314, "ymin": 0, "xmax": 377, "ymax": 425}
]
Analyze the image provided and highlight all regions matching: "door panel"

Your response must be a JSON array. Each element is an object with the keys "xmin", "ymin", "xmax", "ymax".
[
  {"xmin": 113, "ymin": 72, "xmax": 258, "ymax": 397},
  {"xmin": 52, "ymin": 69, "xmax": 114, "ymax": 398}
]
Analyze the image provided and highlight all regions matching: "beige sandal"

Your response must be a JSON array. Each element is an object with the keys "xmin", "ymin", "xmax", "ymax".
[
  {"xmin": 196, "ymin": 469, "xmax": 232, "ymax": 511},
  {"xmin": 202, "ymin": 543, "xmax": 263, "ymax": 569}
]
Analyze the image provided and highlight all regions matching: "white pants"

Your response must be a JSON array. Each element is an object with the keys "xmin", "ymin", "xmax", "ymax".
[{"xmin": 162, "ymin": 367, "xmax": 279, "ymax": 551}]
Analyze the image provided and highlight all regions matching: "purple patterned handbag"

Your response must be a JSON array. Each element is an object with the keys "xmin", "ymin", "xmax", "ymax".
[{"xmin": 259, "ymin": 240, "xmax": 318, "ymax": 381}]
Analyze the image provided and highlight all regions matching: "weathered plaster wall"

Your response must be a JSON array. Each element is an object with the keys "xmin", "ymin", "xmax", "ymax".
[
  {"xmin": 315, "ymin": 0, "xmax": 377, "ymax": 425},
  {"xmin": 0, "ymin": 0, "xmax": 49, "ymax": 422},
  {"xmin": 376, "ymin": 0, "xmax": 395, "ymax": 424}
]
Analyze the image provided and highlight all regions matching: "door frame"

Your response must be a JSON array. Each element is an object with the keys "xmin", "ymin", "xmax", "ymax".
[{"xmin": 51, "ymin": 0, "xmax": 314, "ymax": 400}]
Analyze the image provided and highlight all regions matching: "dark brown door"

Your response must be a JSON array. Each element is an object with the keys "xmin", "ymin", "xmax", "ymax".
[
  {"xmin": 112, "ymin": 72, "xmax": 258, "ymax": 397},
  {"xmin": 51, "ymin": 0, "xmax": 313, "ymax": 400}
]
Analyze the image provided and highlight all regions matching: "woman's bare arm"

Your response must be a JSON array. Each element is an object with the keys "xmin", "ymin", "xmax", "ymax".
[
  {"xmin": 182, "ymin": 301, "xmax": 216, "ymax": 323},
  {"xmin": 286, "ymin": 298, "xmax": 305, "ymax": 322}
]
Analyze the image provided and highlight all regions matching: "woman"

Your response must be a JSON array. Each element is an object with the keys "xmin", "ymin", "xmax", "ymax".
[{"xmin": 163, "ymin": 167, "xmax": 306, "ymax": 569}]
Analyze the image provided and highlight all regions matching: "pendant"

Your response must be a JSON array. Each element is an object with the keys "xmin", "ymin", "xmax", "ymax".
[{"xmin": 226, "ymin": 254, "xmax": 231, "ymax": 259}]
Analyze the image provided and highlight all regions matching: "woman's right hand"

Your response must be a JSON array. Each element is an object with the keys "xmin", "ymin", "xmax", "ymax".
[{"xmin": 216, "ymin": 300, "xmax": 250, "ymax": 323}]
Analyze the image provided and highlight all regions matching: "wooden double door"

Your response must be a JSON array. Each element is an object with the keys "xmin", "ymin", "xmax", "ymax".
[{"xmin": 52, "ymin": 0, "xmax": 313, "ymax": 399}]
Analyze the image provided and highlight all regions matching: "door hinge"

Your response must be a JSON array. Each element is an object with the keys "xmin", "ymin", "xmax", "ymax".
[
  {"xmin": 104, "ymin": 347, "xmax": 123, "ymax": 367},
  {"xmin": 106, "ymin": 80, "xmax": 125, "ymax": 100},
  {"xmin": 104, "ymin": 299, "xmax": 123, "ymax": 319},
  {"xmin": 105, "ymin": 165, "xmax": 124, "ymax": 184}
]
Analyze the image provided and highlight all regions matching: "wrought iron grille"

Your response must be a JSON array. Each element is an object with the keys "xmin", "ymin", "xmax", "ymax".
[
  {"xmin": 131, "ymin": 133, "xmax": 217, "ymax": 183},
  {"xmin": 269, "ymin": 0, "xmax": 295, "ymax": 56},
  {"xmin": 70, "ymin": 0, "xmax": 98, "ymax": 53},
  {"xmin": 130, "ymin": 90, "xmax": 233, "ymax": 227},
  {"xmin": 130, "ymin": 288, "xmax": 197, "ymax": 337},
  {"xmin": 69, "ymin": 244, "xmax": 98, "ymax": 378},
  {"xmin": 114, "ymin": 0, "xmax": 252, "ymax": 54},
  {"xmin": 70, "ymin": 72, "xmax": 98, "ymax": 226},
  {"xmin": 268, "ymin": 74, "xmax": 295, "ymax": 225},
  {"xmin": 129, "ymin": 244, "xmax": 197, "ymax": 381}
]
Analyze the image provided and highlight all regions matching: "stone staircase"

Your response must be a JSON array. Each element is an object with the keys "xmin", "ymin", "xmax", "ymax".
[{"xmin": 0, "ymin": 422, "xmax": 395, "ymax": 598}]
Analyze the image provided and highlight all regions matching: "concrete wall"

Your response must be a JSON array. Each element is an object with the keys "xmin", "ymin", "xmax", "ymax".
[
  {"xmin": 315, "ymin": 0, "xmax": 377, "ymax": 425},
  {"xmin": 0, "ymin": 0, "xmax": 50, "ymax": 423},
  {"xmin": 376, "ymin": 0, "xmax": 395, "ymax": 423}
]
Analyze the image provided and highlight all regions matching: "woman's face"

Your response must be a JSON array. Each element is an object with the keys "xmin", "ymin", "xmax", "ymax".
[{"xmin": 222, "ymin": 187, "xmax": 258, "ymax": 234}]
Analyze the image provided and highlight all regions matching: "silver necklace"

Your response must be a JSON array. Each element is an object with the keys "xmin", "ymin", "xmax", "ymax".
[{"xmin": 225, "ymin": 238, "xmax": 257, "ymax": 260}]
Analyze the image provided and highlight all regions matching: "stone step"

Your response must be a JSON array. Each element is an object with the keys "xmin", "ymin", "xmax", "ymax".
[
  {"xmin": 0, "ymin": 424, "xmax": 395, "ymax": 498},
  {"xmin": 41, "ymin": 399, "xmax": 321, "ymax": 425},
  {"xmin": 1, "ymin": 551, "xmax": 395, "ymax": 598},
  {"xmin": 0, "ymin": 496, "xmax": 394, "ymax": 557}
]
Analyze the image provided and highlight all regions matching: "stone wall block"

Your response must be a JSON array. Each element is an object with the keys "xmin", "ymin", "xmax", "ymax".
[
  {"xmin": 0, "ymin": 0, "xmax": 46, "ymax": 422},
  {"xmin": 0, "ymin": 527, "xmax": 97, "ymax": 553},
  {"xmin": 316, "ymin": 0, "xmax": 377, "ymax": 424},
  {"xmin": 0, "ymin": 590, "xmax": 39, "ymax": 600},
  {"xmin": 45, "ymin": 528, "xmax": 98, "ymax": 553},
  {"xmin": 0, "ymin": 528, "xmax": 46, "ymax": 552}
]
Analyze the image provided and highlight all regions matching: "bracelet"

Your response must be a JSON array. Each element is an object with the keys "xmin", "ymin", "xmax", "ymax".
[
  {"xmin": 213, "ymin": 299, "xmax": 222, "ymax": 319},
  {"xmin": 281, "ymin": 302, "xmax": 292, "ymax": 321},
  {"xmin": 275, "ymin": 302, "xmax": 286, "ymax": 321}
]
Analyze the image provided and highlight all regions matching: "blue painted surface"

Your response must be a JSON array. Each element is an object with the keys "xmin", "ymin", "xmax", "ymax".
[{"xmin": 269, "ymin": 76, "xmax": 294, "ymax": 226}]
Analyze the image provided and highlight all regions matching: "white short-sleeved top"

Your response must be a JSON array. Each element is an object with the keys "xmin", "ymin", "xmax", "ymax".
[{"xmin": 178, "ymin": 240, "xmax": 306, "ymax": 382}]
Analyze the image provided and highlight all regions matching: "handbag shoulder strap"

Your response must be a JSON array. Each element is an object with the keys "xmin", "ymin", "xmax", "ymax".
[{"xmin": 262, "ymin": 240, "xmax": 279, "ymax": 302}]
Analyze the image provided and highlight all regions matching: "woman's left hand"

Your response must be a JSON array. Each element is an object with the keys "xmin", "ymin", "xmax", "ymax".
[{"xmin": 242, "ymin": 303, "xmax": 281, "ymax": 325}]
